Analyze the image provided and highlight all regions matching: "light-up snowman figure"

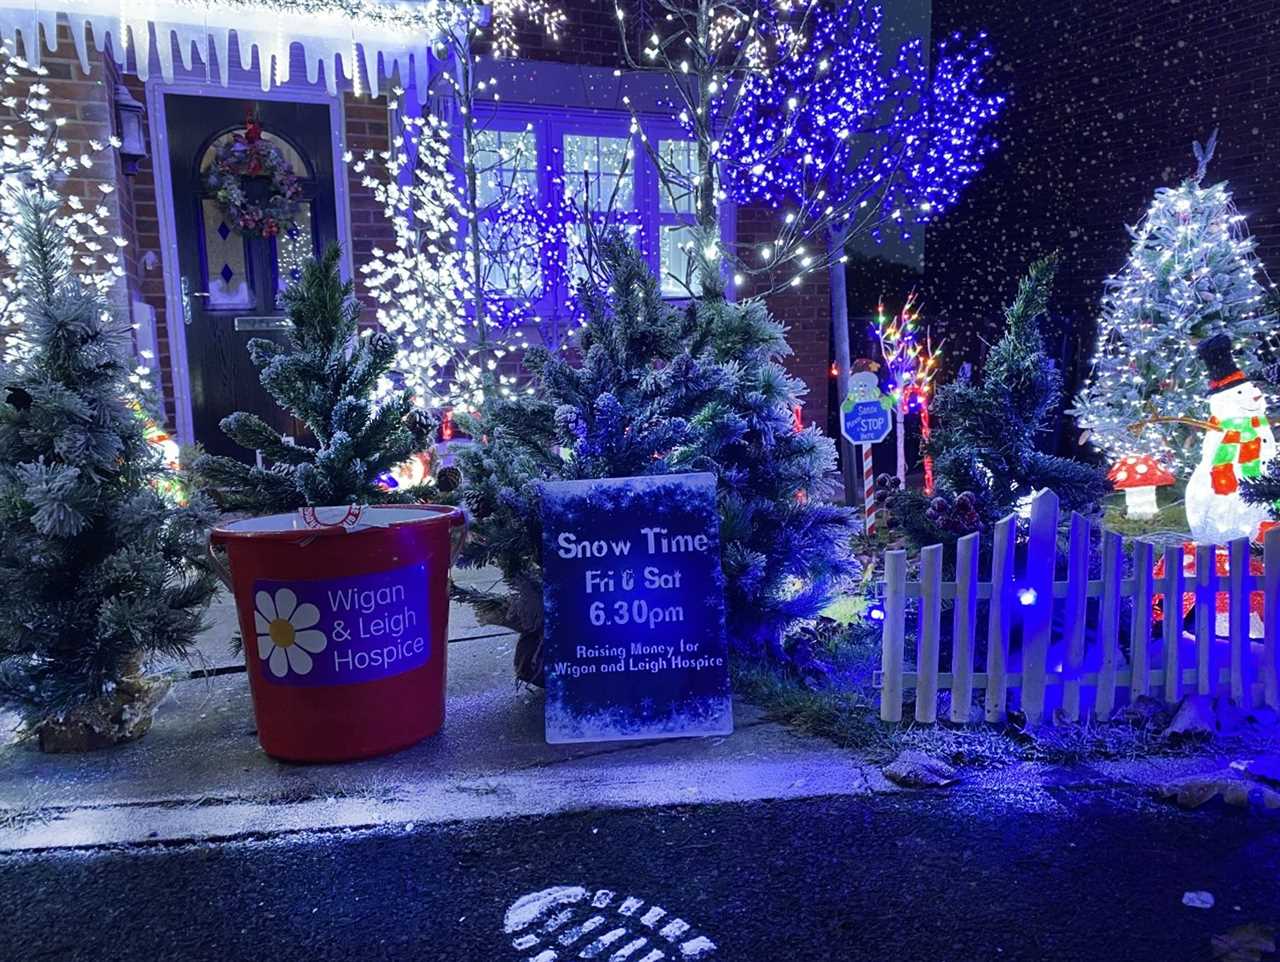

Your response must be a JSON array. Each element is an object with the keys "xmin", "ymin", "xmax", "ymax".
[
  {"xmin": 1184, "ymin": 334, "xmax": 1275, "ymax": 545},
  {"xmin": 846, "ymin": 361, "xmax": 884, "ymax": 405}
]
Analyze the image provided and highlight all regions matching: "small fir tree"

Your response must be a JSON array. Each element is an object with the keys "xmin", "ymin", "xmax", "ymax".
[
  {"xmin": 886, "ymin": 255, "xmax": 1109, "ymax": 546},
  {"xmin": 196, "ymin": 244, "xmax": 437, "ymax": 513},
  {"xmin": 1073, "ymin": 133, "xmax": 1279, "ymax": 476},
  {"xmin": 457, "ymin": 235, "xmax": 856, "ymax": 682},
  {"xmin": 0, "ymin": 191, "xmax": 217, "ymax": 744}
]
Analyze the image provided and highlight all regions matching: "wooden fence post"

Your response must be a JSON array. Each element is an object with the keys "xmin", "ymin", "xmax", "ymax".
[
  {"xmin": 1163, "ymin": 544, "xmax": 1185, "ymax": 704},
  {"xmin": 1020, "ymin": 490, "xmax": 1059, "ymax": 725},
  {"xmin": 1228, "ymin": 537, "xmax": 1253, "ymax": 707},
  {"xmin": 984, "ymin": 514, "xmax": 1016, "ymax": 723},
  {"xmin": 950, "ymin": 532, "xmax": 980, "ymax": 723},
  {"xmin": 1194, "ymin": 544, "xmax": 1216, "ymax": 696},
  {"xmin": 880, "ymin": 550, "xmax": 907, "ymax": 723},
  {"xmin": 1265, "ymin": 527, "xmax": 1280, "ymax": 710},
  {"xmin": 1061, "ymin": 514, "xmax": 1091, "ymax": 722},
  {"xmin": 915, "ymin": 544, "xmax": 944, "ymax": 723},
  {"xmin": 1130, "ymin": 540, "xmax": 1154, "ymax": 699},
  {"xmin": 1095, "ymin": 530, "xmax": 1123, "ymax": 720}
]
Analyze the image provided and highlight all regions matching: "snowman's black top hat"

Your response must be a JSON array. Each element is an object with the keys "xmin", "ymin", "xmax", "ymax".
[{"xmin": 1198, "ymin": 333, "xmax": 1247, "ymax": 394}]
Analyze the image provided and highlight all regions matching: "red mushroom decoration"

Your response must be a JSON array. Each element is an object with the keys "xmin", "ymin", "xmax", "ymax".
[{"xmin": 1108, "ymin": 454, "xmax": 1176, "ymax": 519}]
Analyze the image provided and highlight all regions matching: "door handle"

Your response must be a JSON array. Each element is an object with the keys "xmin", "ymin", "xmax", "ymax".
[{"xmin": 180, "ymin": 276, "xmax": 208, "ymax": 325}]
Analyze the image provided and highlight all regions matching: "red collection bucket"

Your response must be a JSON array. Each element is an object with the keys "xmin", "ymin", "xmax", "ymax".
[{"xmin": 210, "ymin": 504, "xmax": 465, "ymax": 762}]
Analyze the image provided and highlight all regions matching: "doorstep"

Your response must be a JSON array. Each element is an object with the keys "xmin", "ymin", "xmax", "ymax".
[{"xmin": 0, "ymin": 575, "xmax": 878, "ymax": 851}]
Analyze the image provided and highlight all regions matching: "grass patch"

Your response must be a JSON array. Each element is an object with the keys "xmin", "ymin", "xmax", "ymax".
[
  {"xmin": 735, "ymin": 652, "xmax": 1277, "ymax": 769},
  {"xmin": 1101, "ymin": 480, "xmax": 1191, "ymax": 539},
  {"xmin": 820, "ymin": 594, "xmax": 870, "ymax": 626}
]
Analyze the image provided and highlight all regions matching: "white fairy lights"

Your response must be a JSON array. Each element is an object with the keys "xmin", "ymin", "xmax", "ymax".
[
  {"xmin": 355, "ymin": 0, "xmax": 569, "ymax": 413},
  {"xmin": 617, "ymin": 0, "xmax": 1001, "ymax": 295},
  {"xmin": 0, "ymin": 43, "xmax": 133, "ymax": 382}
]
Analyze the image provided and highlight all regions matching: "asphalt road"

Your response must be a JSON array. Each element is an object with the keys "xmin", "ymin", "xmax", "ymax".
[{"xmin": 1, "ymin": 788, "xmax": 1277, "ymax": 962}]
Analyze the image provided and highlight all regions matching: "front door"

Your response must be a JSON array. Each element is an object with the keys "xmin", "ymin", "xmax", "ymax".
[{"xmin": 166, "ymin": 94, "xmax": 340, "ymax": 460}]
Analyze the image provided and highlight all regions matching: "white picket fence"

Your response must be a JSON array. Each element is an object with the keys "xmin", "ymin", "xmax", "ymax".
[{"xmin": 877, "ymin": 489, "xmax": 1280, "ymax": 725}]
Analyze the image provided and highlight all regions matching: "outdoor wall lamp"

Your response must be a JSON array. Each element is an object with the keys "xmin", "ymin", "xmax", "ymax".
[{"xmin": 114, "ymin": 83, "xmax": 147, "ymax": 176}]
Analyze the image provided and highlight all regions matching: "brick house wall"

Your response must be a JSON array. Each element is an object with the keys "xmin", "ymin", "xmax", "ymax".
[
  {"xmin": 924, "ymin": 0, "xmax": 1280, "ymax": 403},
  {"xmin": 31, "ymin": 27, "xmax": 131, "ymax": 308},
  {"xmin": 341, "ymin": 92, "xmax": 395, "ymax": 323},
  {"xmin": 118, "ymin": 73, "xmax": 174, "ymax": 411},
  {"xmin": 735, "ymin": 205, "xmax": 833, "ymax": 431}
]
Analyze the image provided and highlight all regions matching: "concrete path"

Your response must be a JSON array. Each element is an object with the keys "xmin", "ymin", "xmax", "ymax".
[
  {"xmin": 0, "ymin": 570, "xmax": 877, "ymax": 850},
  {"xmin": 0, "ymin": 568, "xmax": 1263, "ymax": 854}
]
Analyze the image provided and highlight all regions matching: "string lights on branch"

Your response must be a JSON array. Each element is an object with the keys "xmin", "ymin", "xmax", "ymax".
[
  {"xmin": 354, "ymin": 0, "xmax": 573, "ymax": 414},
  {"xmin": 0, "ymin": 43, "xmax": 138, "ymax": 388},
  {"xmin": 871, "ymin": 292, "xmax": 944, "ymax": 489},
  {"xmin": 615, "ymin": 0, "xmax": 1002, "ymax": 294}
]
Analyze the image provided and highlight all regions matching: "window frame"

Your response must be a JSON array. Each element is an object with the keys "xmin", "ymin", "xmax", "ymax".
[{"xmin": 466, "ymin": 102, "xmax": 732, "ymax": 323}]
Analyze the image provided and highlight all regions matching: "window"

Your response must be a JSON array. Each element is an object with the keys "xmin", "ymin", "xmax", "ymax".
[
  {"xmin": 564, "ymin": 133, "xmax": 634, "ymax": 210},
  {"xmin": 196, "ymin": 129, "xmax": 319, "ymax": 310},
  {"xmin": 472, "ymin": 126, "xmax": 543, "ymax": 297},
  {"xmin": 473, "ymin": 127, "xmax": 537, "ymax": 207},
  {"xmin": 467, "ymin": 105, "xmax": 728, "ymax": 323},
  {"xmin": 656, "ymin": 139, "xmax": 701, "ymax": 297}
]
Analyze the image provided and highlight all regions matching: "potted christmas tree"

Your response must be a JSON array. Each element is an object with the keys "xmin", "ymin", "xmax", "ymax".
[
  {"xmin": 0, "ymin": 191, "xmax": 219, "ymax": 751},
  {"xmin": 195, "ymin": 244, "xmax": 450, "ymax": 512}
]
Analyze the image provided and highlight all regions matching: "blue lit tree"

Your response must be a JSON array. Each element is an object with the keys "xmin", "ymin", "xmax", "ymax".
[
  {"xmin": 617, "ymin": 0, "xmax": 1001, "ymax": 491},
  {"xmin": 721, "ymin": 2, "xmax": 1002, "ymax": 488},
  {"xmin": 618, "ymin": 0, "xmax": 1002, "ymax": 293}
]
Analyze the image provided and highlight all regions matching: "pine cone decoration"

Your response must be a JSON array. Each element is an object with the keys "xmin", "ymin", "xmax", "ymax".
[
  {"xmin": 436, "ymin": 464, "xmax": 463, "ymax": 494},
  {"xmin": 924, "ymin": 490, "xmax": 981, "ymax": 535},
  {"xmin": 404, "ymin": 407, "xmax": 436, "ymax": 446}
]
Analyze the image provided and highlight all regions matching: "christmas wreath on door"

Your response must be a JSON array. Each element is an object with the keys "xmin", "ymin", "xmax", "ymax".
[{"xmin": 204, "ymin": 118, "xmax": 302, "ymax": 239}]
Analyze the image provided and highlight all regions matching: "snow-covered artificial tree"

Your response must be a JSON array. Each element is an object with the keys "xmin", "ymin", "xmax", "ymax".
[
  {"xmin": 1073, "ymin": 133, "xmax": 1279, "ymax": 478},
  {"xmin": 0, "ymin": 191, "xmax": 217, "ymax": 749},
  {"xmin": 354, "ymin": 0, "xmax": 578, "ymax": 413},
  {"xmin": 456, "ymin": 234, "xmax": 856, "ymax": 682},
  {"xmin": 884, "ymin": 256, "xmax": 1109, "ymax": 547},
  {"xmin": 1243, "ymin": 466, "xmax": 1280, "ymax": 523},
  {"xmin": 196, "ymin": 245, "xmax": 438, "ymax": 513}
]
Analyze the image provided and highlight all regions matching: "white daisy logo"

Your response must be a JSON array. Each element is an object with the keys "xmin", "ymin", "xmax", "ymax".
[{"xmin": 255, "ymin": 588, "xmax": 327, "ymax": 678}]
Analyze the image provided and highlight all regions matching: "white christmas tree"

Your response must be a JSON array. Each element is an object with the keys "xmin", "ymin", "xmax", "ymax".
[
  {"xmin": 1073, "ymin": 133, "xmax": 1279, "ymax": 477},
  {"xmin": 352, "ymin": 0, "xmax": 573, "ymax": 413},
  {"xmin": 353, "ymin": 111, "xmax": 478, "ymax": 410}
]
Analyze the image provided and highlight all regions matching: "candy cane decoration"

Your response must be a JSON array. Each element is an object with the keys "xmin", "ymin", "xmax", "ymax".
[{"xmin": 862, "ymin": 443, "xmax": 877, "ymax": 536}]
